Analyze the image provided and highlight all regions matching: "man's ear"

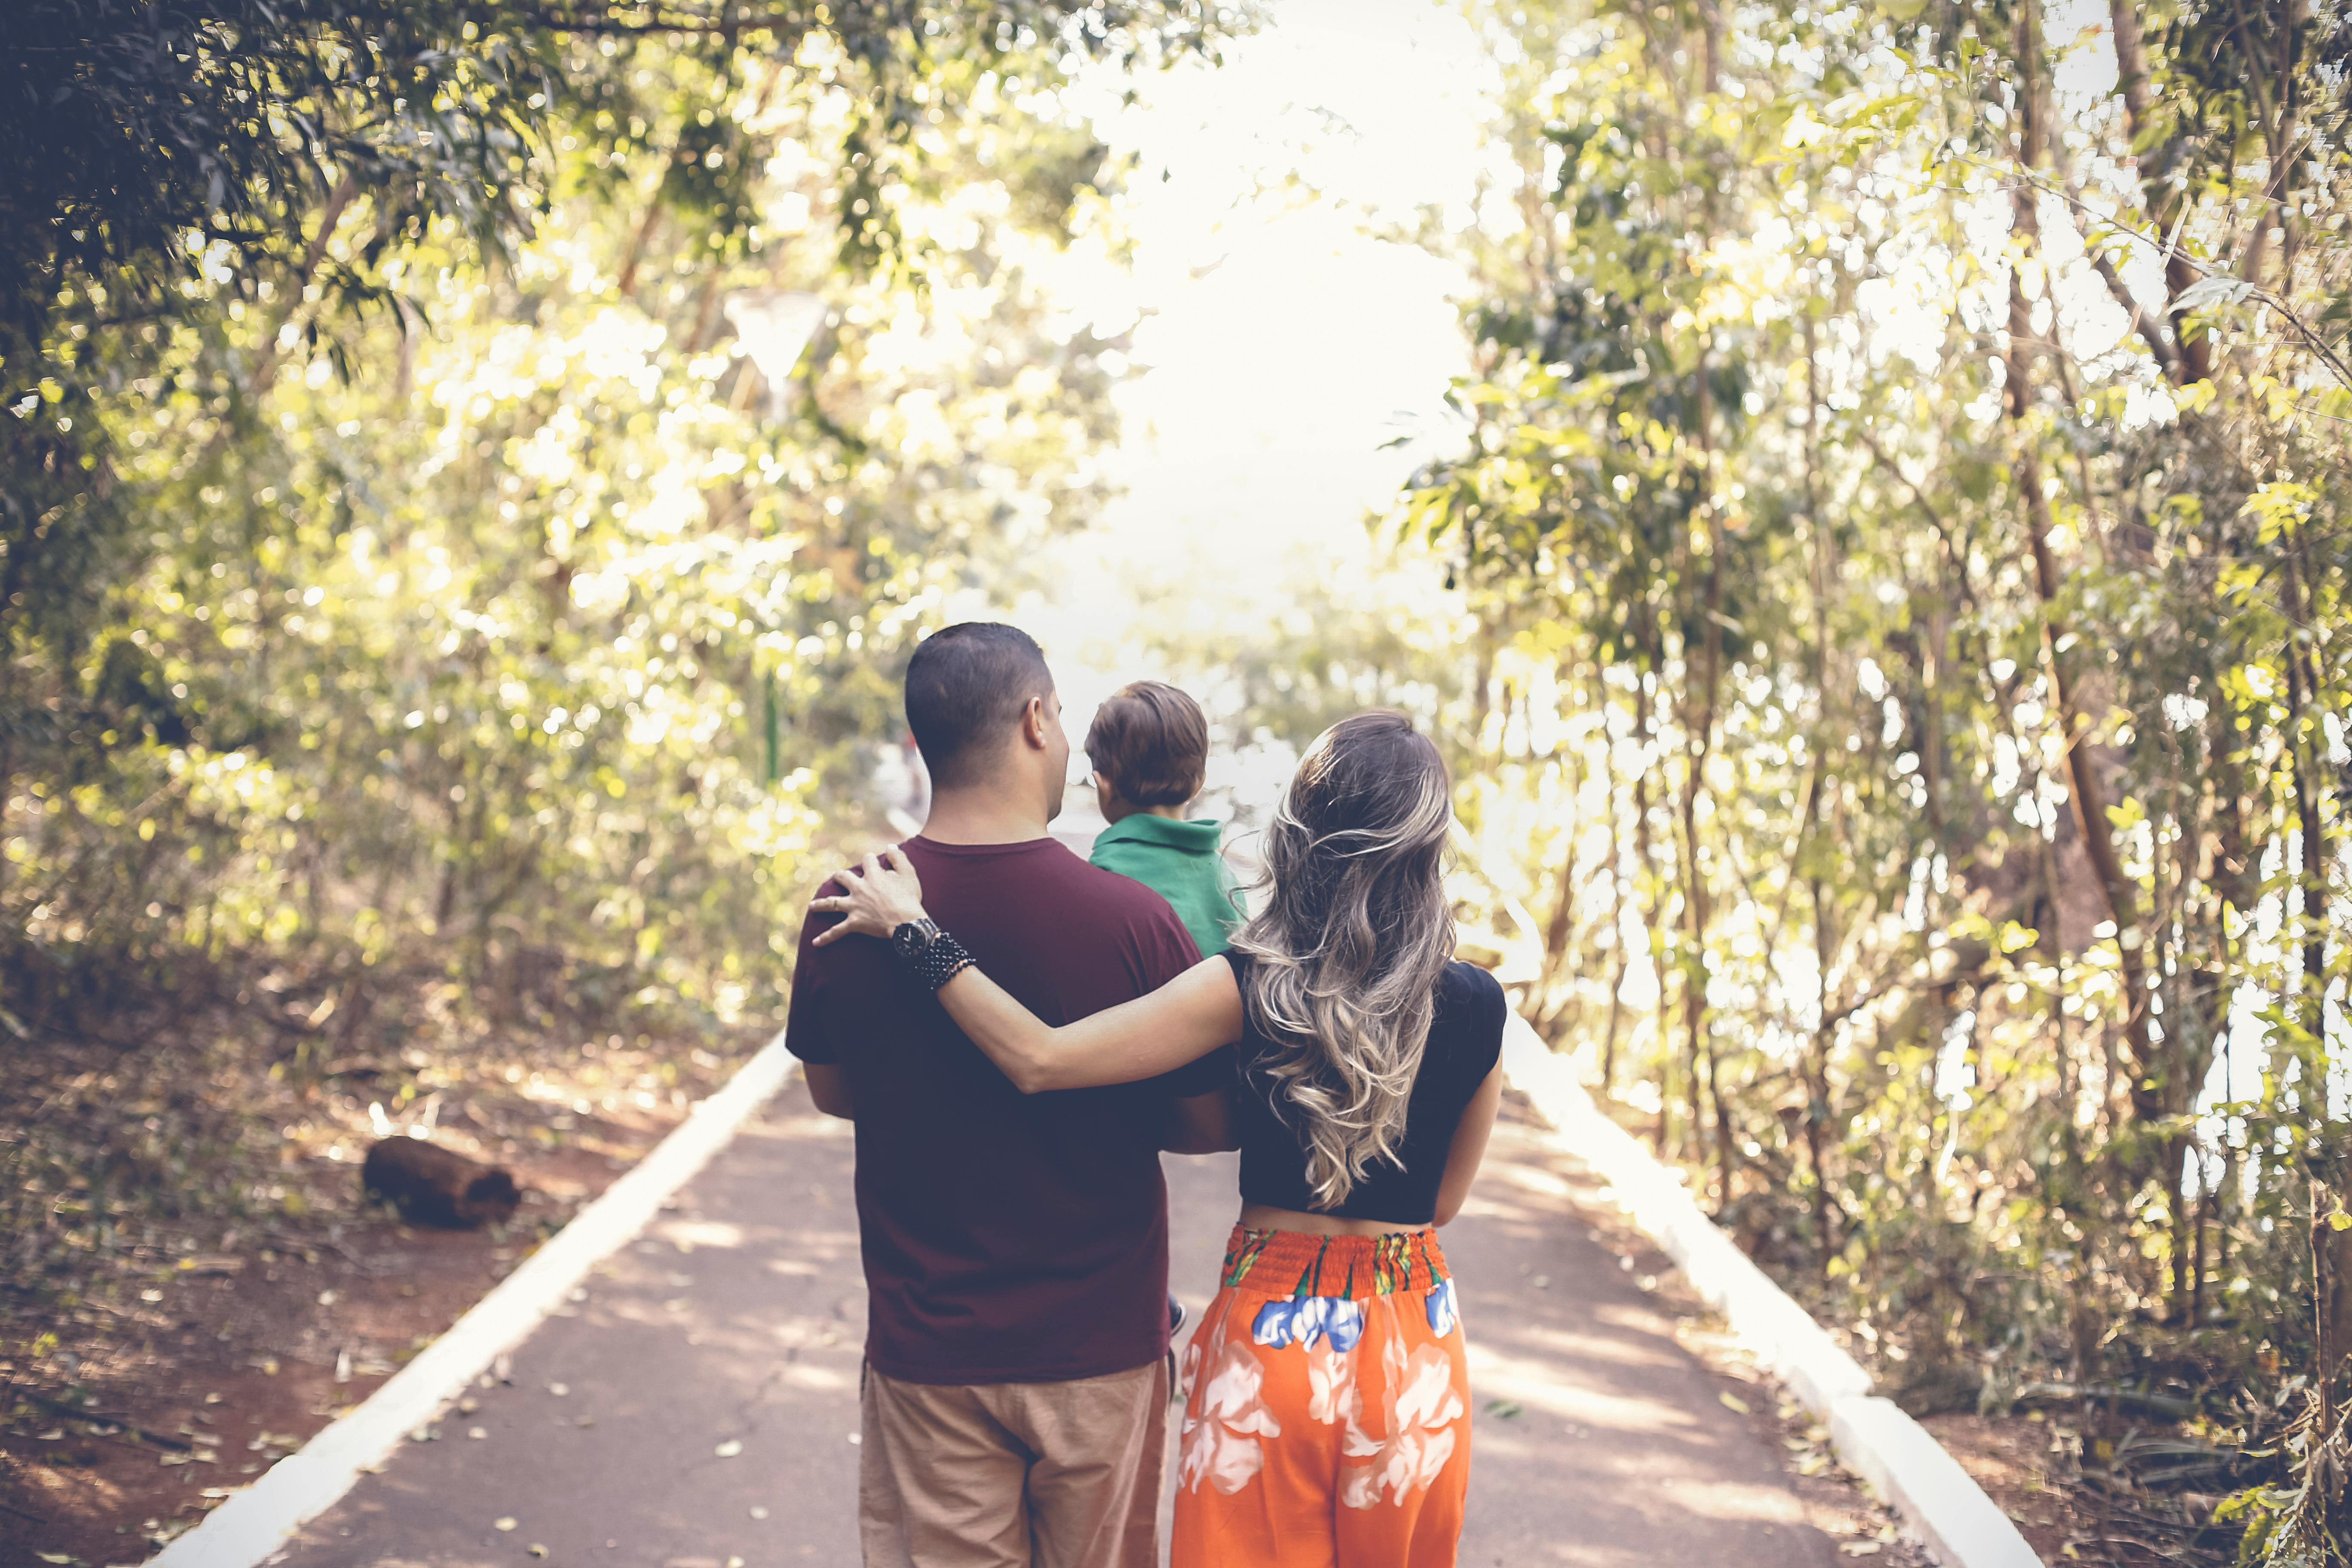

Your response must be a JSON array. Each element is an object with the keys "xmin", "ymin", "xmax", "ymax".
[{"xmin": 1020, "ymin": 694, "xmax": 1050, "ymax": 750}]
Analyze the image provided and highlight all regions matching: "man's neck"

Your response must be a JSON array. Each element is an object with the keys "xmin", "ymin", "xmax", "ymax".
[{"xmin": 920, "ymin": 787, "xmax": 1051, "ymax": 846}]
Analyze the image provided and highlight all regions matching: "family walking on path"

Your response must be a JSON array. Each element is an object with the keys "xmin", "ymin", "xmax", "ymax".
[
  {"xmin": 256, "ymin": 619, "xmax": 1874, "ymax": 1568},
  {"xmin": 262, "ymin": 625, "xmax": 1864, "ymax": 1568},
  {"xmin": 790, "ymin": 622, "xmax": 1507, "ymax": 1568}
]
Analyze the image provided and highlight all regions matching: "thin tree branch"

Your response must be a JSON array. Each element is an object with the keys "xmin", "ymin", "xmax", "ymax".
[
  {"xmin": 2061, "ymin": 181, "xmax": 2182, "ymax": 374},
  {"xmin": 196, "ymin": 168, "xmax": 359, "ymax": 468},
  {"xmin": 1850, "ymin": 421, "xmax": 1981, "ymax": 614},
  {"xmin": 1966, "ymin": 162, "xmax": 2352, "ymax": 390}
]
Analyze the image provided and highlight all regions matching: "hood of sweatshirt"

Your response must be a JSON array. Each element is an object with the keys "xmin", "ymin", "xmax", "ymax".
[{"xmin": 1094, "ymin": 814, "xmax": 1223, "ymax": 854}]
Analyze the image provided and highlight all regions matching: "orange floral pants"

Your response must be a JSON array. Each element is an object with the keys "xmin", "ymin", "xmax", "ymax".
[{"xmin": 1171, "ymin": 1226, "xmax": 1471, "ymax": 1568}]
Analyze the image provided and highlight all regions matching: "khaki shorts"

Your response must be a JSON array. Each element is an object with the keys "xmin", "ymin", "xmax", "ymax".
[{"xmin": 858, "ymin": 1358, "xmax": 1169, "ymax": 1568}]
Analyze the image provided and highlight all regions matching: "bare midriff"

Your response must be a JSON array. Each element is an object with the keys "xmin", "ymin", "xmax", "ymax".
[{"xmin": 1237, "ymin": 1201, "xmax": 1432, "ymax": 1237}]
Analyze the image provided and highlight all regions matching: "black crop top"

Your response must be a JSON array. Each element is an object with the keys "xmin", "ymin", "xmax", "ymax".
[{"xmin": 1222, "ymin": 951, "xmax": 1508, "ymax": 1225}]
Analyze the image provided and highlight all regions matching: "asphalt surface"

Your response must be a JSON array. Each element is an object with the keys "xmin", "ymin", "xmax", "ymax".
[{"xmin": 282, "ymin": 1082, "xmax": 1839, "ymax": 1568}]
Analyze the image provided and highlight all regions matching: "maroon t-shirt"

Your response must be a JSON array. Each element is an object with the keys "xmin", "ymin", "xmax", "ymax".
[{"xmin": 785, "ymin": 835, "xmax": 1218, "ymax": 1385}]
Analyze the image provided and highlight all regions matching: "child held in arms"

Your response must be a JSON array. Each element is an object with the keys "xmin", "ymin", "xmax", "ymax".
[{"xmin": 1084, "ymin": 680, "xmax": 1243, "ymax": 956}]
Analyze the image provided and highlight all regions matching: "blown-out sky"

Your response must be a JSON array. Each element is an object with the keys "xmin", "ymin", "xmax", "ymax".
[{"xmin": 949, "ymin": 0, "xmax": 1499, "ymax": 777}]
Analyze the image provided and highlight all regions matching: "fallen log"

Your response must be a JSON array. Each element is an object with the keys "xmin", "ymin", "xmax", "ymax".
[{"xmin": 361, "ymin": 1136, "xmax": 521, "ymax": 1228}]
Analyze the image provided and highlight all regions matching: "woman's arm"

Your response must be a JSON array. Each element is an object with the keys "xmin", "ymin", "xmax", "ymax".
[
  {"xmin": 939, "ymin": 956, "xmax": 1240, "ymax": 1092},
  {"xmin": 1431, "ymin": 1062, "xmax": 1504, "ymax": 1226},
  {"xmin": 810, "ymin": 848, "xmax": 1244, "ymax": 1093}
]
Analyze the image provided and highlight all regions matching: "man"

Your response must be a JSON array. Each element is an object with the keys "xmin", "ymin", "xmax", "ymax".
[{"xmin": 786, "ymin": 622, "xmax": 1233, "ymax": 1568}]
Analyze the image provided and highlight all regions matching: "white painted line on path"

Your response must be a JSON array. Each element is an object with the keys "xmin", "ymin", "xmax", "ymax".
[
  {"xmin": 149, "ymin": 1032, "xmax": 800, "ymax": 1568},
  {"xmin": 1501, "ymin": 1014, "xmax": 2042, "ymax": 1568}
]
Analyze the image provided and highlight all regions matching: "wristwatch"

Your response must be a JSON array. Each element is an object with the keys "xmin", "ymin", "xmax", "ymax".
[
  {"xmin": 891, "ymin": 916, "xmax": 974, "ymax": 992},
  {"xmin": 891, "ymin": 917, "xmax": 943, "ymax": 963}
]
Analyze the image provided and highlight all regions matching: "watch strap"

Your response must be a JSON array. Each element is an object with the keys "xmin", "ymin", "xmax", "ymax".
[{"xmin": 895, "ymin": 924, "xmax": 975, "ymax": 993}]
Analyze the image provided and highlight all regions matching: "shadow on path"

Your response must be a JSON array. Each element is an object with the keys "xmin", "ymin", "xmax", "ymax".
[
  {"xmin": 288, "ymin": 1084, "xmax": 1835, "ymax": 1567},
  {"xmin": 288, "ymin": 1093, "xmax": 868, "ymax": 1568},
  {"xmin": 1439, "ymin": 1102, "xmax": 1838, "ymax": 1567}
]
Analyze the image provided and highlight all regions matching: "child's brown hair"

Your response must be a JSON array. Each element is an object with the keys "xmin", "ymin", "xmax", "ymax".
[{"xmin": 1084, "ymin": 680, "xmax": 1209, "ymax": 808}]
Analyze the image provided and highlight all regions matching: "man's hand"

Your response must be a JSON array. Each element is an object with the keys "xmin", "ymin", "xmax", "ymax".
[
  {"xmin": 803, "ymin": 1062, "xmax": 854, "ymax": 1121},
  {"xmin": 810, "ymin": 846, "xmax": 931, "ymax": 946}
]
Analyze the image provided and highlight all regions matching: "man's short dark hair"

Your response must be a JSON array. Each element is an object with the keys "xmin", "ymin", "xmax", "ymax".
[
  {"xmin": 904, "ymin": 622, "xmax": 1053, "ymax": 789},
  {"xmin": 1084, "ymin": 680, "xmax": 1208, "ymax": 808}
]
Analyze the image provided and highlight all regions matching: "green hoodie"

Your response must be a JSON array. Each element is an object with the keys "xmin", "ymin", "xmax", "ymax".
[{"xmin": 1089, "ymin": 815, "xmax": 1245, "ymax": 957}]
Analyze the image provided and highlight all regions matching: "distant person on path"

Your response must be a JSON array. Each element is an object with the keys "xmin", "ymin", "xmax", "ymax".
[
  {"xmin": 1084, "ymin": 679, "xmax": 1245, "ymax": 955},
  {"xmin": 813, "ymin": 710, "xmax": 1507, "ymax": 1568},
  {"xmin": 784, "ymin": 622, "xmax": 1234, "ymax": 1568}
]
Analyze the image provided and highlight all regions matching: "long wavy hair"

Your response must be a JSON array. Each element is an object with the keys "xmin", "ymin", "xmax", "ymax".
[{"xmin": 1231, "ymin": 710, "xmax": 1457, "ymax": 1208}]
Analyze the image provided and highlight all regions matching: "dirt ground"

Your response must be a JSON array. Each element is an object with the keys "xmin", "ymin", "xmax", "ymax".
[
  {"xmin": 1919, "ymin": 1406, "xmax": 2246, "ymax": 1566},
  {"xmin": 0, "ymin": 988, "xmax": 769, "ymax": 1568}
]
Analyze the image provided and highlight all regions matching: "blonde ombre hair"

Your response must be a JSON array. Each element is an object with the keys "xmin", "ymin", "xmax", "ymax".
[{"xmin": 1231, "ymin": 711, "xmax": 1456, "ymax": 1207}]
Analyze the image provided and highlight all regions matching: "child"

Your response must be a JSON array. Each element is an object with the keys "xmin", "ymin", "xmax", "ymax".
[{"xmin": 1084, "ymin": 680, "xmax": 1243, "ymax": 956}]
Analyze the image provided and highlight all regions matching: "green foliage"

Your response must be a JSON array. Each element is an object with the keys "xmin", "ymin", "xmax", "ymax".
[
  {"xmin": 1406, "ymin": 0, "xmax": 2352, "ymax": 1558},
  {"xmin": 1, "ymin": 4, "xmax": 1250, "ymax": 1029},
  {"xmin": 2, "ymin": 1, "xmax": 1242, "ymax": 634}
]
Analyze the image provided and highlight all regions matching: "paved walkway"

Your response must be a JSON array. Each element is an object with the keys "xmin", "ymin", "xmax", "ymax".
[{"xmin": 285, "ymin": 1082, "xmax": 1839, "ymax": 1568}]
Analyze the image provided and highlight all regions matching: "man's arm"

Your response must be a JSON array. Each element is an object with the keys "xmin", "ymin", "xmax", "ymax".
[
  {"xmin": 1160, "ymin": 1087, "xmax": 1237, "ymax": 1153},
  {"xmin": 803, "ymin": 1062, "xmax": 854, "ymax": 1121},
  {"xmin": 787, "ymin": 885, "xmax": 853, "ymax": 1120}
]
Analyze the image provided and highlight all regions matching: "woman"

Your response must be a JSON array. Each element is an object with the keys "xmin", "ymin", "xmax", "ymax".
[{"xmin": 812, "ymin": 710, "xmax": 1506, "ymax": 1568}]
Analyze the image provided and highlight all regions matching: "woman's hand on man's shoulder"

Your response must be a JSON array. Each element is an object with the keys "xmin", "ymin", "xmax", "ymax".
[{"xmin": 809, "ymin": 845, "xmax": 931, "ymax": 947}]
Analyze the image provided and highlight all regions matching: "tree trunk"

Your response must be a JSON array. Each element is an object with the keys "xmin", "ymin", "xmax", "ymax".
[
  {"xmin": 1540, "ymin": 832, "xmax": 1581, "ymax": 982},
  {"xmin": 1799, "ymin": 303, "xmax": 1839, "ymax": 1262},
  {"xmin": 2006, "ymin": 3, "xmax": 2162, "ymax": 1142},
  {"xmin": 1675, "ymin": 784, "xmax": 1709, "ymax": 1176},
  {"xmin": 2105, "ymin": 0, "xmax": 2212, "ymax": 384},
  {"xmin": 1634, "ymin": 662, "xmax": 1673, "ymax": 1158},
  {"xmin": 2315, "ymin": 1178, "xmax": 2349, "ymax": 1458},
  {"xmin": 2232, "ymin": 1, "xmax": 2299, "ymax": 289},
  {"xmin": 2283, "ymin": 533, "xmax": 2338, "ymax": 1436},
  {"xmin": 1598, "ymin": 698, "xmax": 1628, "ymax": 1091},
  {"xmin": 363, "ymin": 1138, "xmax": 521, "ymax": 1228},
  {"xmin": 1680, "ymin": 339, "xmax": 1734, "ymax": 1197},
  {"xmin": 2282, "ymin": 542, "xmax": 2327, "ymax": 1016},
  {"xmin": 1539, "ymin": 743, "xmax": 1586, "ymax": 1020}
]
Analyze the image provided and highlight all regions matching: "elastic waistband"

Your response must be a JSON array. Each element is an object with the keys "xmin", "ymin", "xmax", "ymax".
[{"xmin": 1219, "ymin": 1224, "xmax": 1450, "ymax": 1298}]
